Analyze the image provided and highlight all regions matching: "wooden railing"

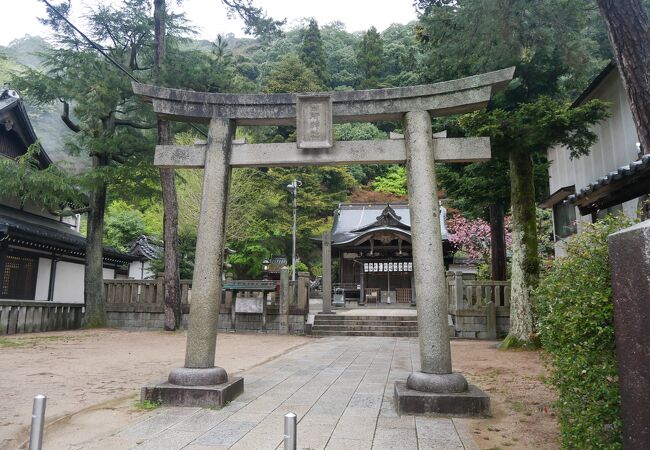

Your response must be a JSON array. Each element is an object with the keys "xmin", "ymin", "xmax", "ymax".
[
  {"xmin": 0, "ymin": 300, "xmax": 83, "ymax": 335},
  {"xmin": 447, "ymin": 272, "xmax": 511, "ymax": 310},
  {"xmin": 104, "ymin": 278, "xmax": 192, "ymax": 311},
  {"xmin": 103, "ymin": 273, "xmax": 311, "ymax": 318}
]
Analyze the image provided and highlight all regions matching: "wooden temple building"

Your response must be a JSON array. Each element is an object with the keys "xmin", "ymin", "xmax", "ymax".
[{"xmin": 328, "ymin": 203, "xmax": 455, "ymax": 305}]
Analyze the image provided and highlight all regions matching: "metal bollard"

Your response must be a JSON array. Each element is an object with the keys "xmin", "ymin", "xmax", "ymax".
[
  {"xmin": 29, "ymin": 394, "xmax": 47, "ymax": 450},
  {"xmin": 284, "ymin": 412, "xmax": 297, "ymax": 450}
]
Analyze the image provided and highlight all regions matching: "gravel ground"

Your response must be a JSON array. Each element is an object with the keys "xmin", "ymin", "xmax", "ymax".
[{"xmin": 0, "ymin": 329, "xmax": 311, "ymax": 449}]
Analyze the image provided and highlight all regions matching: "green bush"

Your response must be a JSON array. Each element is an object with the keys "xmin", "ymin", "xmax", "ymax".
[{"xmin": 534, "ymin": 215, "xmax": 636, "ymax": 449}]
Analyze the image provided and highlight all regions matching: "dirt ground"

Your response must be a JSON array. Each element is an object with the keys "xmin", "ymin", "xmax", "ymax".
[
  {"xmin": 453, "ymin": 340, "xmax": 559, "ymax": 450},
  {"xmin": 0, "ymin": 331, "xmax": 558, "ymax": 450},
  {"xmin": 0, "ymin": 329, "xmax": 312, "ymax": 449}
]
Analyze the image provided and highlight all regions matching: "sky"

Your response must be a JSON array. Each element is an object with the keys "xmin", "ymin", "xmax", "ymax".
[{"xmin": 0, "ymin": 0, "xmax": 418, "ymax": 46}]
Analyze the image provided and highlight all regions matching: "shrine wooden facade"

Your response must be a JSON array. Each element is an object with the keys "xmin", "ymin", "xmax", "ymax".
[{"xmin": 330, "ymin": 203, "xmax": 454, "ymax": 305}]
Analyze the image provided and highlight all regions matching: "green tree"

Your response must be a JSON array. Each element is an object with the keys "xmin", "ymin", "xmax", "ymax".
[
  {"xmin": 0, "ymin": 143, "xmax": 85, "ymax": 211},
  {"xmin": 300, "ymin": 19, "xmax": 329, "ymax": 87},
  {"xmin": 219, "ymin": 0, "xmax": 285, "ymax": 42},
  {"xmin": 356, "ymin": 26, "xmax": 384, "ymax": 88},
  {"xmin": 263, "ymin": 54, "xmax": 324, "ymax": 93},
  {"xmin": 334, "ymin": 123, "xmax": 389, "ymax": 184},
  {"xmin": 417, "ymin": 0, "xmax": 611, "ymax": 346},
  {"xmin": 381, "ymin": 23, "xmax": 422, "ymax": 87},
  {"xmin": 103, "ymin": 200, "xmax": 146, "ymax": 251},
  {"xmin": 13, "ymin": 0, "xmax": 170, "ymax": 326},
  {"xmin": 372, "ymin": 166, "xmax": 408, "ymax": 196},
  {"xmin": 460, "ymin": 97, "xmax": 609, "ymax": 346},
  {"xmin": 321, "ymin": 22, "xmax": 363, "ymax": 89}
]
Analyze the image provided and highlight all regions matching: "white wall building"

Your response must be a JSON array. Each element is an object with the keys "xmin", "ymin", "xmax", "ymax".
[
  {"xmin": 542, "ymin": 64, "xmax": 648, "ymax": 256},
  {"xmin": 1, "ymin": 89, "xmax": 136, "ymax": 303}
]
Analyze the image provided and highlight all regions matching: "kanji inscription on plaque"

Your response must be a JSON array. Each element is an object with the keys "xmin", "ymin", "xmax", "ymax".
[{"xmin": 296, "ymin": 94, "xmax": 333, "ymax": 149}]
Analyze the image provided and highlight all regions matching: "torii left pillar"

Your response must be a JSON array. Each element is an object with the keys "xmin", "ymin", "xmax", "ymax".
[{"xmin": 141, "ymin": 118, "xmax": 244, "ymax": 407}]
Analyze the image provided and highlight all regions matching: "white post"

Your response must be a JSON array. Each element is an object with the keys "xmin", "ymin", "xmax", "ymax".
[
  {"xmin": 284, "ymin": 412, "xmax": 297, "ymax": 450},
  {"xmin": 29, "ymin": 394, "xmax": 46, "ymax": 450}
]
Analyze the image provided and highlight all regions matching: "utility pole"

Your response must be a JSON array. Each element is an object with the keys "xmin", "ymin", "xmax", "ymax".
[{"xmin": 286, "ymin": 180, "xmax": 302, "ymax": 281}]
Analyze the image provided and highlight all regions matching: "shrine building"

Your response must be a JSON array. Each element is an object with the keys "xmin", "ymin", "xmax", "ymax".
[{"xmin": 328, "ymin": 203, "xmax": 455, "ymax": 306}]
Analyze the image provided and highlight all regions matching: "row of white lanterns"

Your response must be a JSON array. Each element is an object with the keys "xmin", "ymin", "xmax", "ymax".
[{"xmin": 363, "ymin": 261, "xmax": 413, "ymax": 273}]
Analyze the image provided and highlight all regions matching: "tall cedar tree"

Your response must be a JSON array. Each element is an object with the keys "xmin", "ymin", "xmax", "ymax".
[
  {"xmin": 356, "ymin": 27, "xmax": 384, "ymax": 88},
  {"xmin": 154, "ymin": 0, "xmax": 181, "ymax": 330},
  {"xmin": 14, "ymin": 0, "xmax": 160, "ymax": 325},
  {"xmin": 596, "ymin": 0, "xmax": 650, "ymax": 154},
  {"xmin": 417, "ymin": 0, "xmax": 610, "ymax": 346},
  {"xmin": 300, "ymin": 19, "xmax": 329, "ymax": 88}
]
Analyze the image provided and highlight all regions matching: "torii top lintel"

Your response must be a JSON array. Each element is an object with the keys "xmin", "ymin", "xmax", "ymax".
[{"xmin": 132, "ymin": 67, "xmax": 515, "ymax": 126}]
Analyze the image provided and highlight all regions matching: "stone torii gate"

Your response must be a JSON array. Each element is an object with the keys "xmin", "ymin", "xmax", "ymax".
[{"xmin": 134, "ymin": 67, "xmax": 514, "ymax": 414}]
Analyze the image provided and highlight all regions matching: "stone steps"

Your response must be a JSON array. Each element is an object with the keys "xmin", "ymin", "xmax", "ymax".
[
  {"xmin": 312, "ymin": 330, "xmax": 419, "ymax": 337},
  {"xmin": 312, "ymin": 314, "xmax": 418, "ymax": 337},
  {"xmin": 313, "ymin": 324, "xmax": 419, "ymax": 332},
  {"xmin": 314, "ymin": 320, "xmax": 419, "ymax": 327},
  {"xmin": 317, "ymin": 315, "xmax": 416, "ymax": 321}
]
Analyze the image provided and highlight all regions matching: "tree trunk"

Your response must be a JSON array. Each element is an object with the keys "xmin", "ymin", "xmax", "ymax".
[
  {"xmin": 489, "ymin": 203, "xmax": 507, "ymax": 281},
  {"xmin": 503, "ymin": 149, "xmax": 539, "ymax": 347},
  {"xmin": 154, "ymin": 0, "xmax": 181, "ymax": 330},
  {"xmin": 153, "ymin": 0, "xmax": 166, "ymax": 67},
  {"xmin": 597, "ymin": 0, "xmax": 650, "ymax": 154},
  {"xmin": 83, "ymin": 155, "xmax": 108, "ymax": 327},
  {"xmin": 161, "ymin": 163, "xmax": 181, "ymax": 330}
]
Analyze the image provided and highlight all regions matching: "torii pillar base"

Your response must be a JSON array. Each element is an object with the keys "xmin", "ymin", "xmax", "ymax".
[
  {"xmin": 142, "ymin": 375, "xmax": 244, "ymax": 408},
  {"xmin": 394, "ymin": 380, "xmax": 490, "ymax": 416}
]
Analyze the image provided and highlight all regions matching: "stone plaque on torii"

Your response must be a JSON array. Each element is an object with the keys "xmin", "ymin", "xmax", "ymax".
[{"xmin": 133, "ymin": 66, "xmax": 515, "ymax": 414}]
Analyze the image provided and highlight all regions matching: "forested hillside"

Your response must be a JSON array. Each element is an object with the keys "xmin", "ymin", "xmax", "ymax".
[{"xmin": 1, "ymin": 1, "xmax": 617, "ymax": 279}]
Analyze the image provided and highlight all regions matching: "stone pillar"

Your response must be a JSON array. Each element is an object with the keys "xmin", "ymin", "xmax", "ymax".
[
  {"xmin": 224, "ymin": 275, "xmax": 234, "ymax": 312},
  {"xmin": 297, "ymin": 271, "xmax": 310, "ymax": 311},
  {"xmin": 182, "ymin": 118, "xmax": 234, "ymax": 370},
  {"xmin": 322, "ymin": 231, "xmax": 333, "ymax": 314},
  {"xmin": 485, "ymin": 301, "xmax": 497, "ymax": 340},
  {"xmin": 395, "ymin": 111, "xmax": 488, "ymax": 415},
  {"xmin": 359, "ymin": 264, "xmax": 365, "ymax": 306},
  {"xmin": 454, "ymin": 271, "xmax": 465, "ymax": 311},
  {"xmin": 231, "ymin": 291, "xmax": 237, "ymax": 331},
  {"xmin": 403, "ymin": 110, "xmax": 467, "ymax": 392},
  {"xmin": 143, "ymin": 118, "xmax": 243, "ymax": 407},
  {"xmin": 279, "ymin": 267, "xmax": 290, "ymax": 334},
  {"xmin": 608, "ymin": 220, "xmax": 650, "ymax": 449}
]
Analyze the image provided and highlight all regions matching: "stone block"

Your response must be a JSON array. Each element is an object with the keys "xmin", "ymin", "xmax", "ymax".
[
  {"xmin": 394, "ymin": 381, "xmax": 490, "ymax": 416},
  {"xmin": 141, "ymin": 377, "xmax": 243, "ymax": 408},
  {"xmin": 608, "ymin": 220, "xmax": 650, "ymax": 448},
  {"xmin": 457, "ymin": 331, "xmax": 477, "ymax": 339}
]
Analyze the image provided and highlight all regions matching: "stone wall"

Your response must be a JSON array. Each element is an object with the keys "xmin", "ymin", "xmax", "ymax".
[
  {"xmin": 217, "ymin": 313, "xmax": 305, "ymax": 334},
  {"xmin": 450, "ymin": 306, "xmax": 510, "ymax": 339},
  {"xmin": 106, "ymin": 310, "xmax": 305, "ymax": 334}
]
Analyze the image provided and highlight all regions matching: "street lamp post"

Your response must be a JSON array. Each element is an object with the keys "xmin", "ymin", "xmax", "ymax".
[
  {"xmin": 262, "ymin": 259, "xmax": 270, "ymax": 280},
  {"xmin": 286, "ymin": 180, "xmax": 302, "ymax": 282}
]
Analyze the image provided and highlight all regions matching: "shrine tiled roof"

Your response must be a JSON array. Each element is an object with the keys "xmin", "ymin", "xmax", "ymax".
[
  {"xmin": 566, "ymin": 153, "xmax": 650, "ymax": 213},
  {"xmin": 0, "ymin": 205, "xmax": 135, "ymax": 263},
  {"xmin": 330, "ymin": 203, "xmax": 449, "ymax": 246}
]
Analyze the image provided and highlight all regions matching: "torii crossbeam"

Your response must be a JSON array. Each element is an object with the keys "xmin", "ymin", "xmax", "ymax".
[{"xmin": 133, "ymin": 66, "xmax": 515, "ymax": 415}]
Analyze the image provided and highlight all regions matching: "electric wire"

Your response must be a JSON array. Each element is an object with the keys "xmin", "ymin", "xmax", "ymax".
[{"xmin": 38, "ymin": 0, "xmax": 208, "ymax": 137}]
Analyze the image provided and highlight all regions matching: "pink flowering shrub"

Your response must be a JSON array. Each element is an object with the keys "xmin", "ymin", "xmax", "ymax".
[{"xmin": 447, "ymin": 214, "xmax": 512, "ymax": 263}]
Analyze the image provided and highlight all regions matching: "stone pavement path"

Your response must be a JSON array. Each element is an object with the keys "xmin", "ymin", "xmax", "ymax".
[{"xmin": 89, "ymin": 337, "xmax": 478, "ymax": 450}]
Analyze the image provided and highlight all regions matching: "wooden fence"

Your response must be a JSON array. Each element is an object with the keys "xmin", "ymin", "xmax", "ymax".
[
  {"xmin": 0, "ymin": 300, "xmax": 83, "ymax": 335},
  {"xmin": 447, "ymin": 272, "xmax": 511, "ymax": 310},
  {"xmin": 104, "ymin": 278, "xmax": 192, "ymax": 311}
]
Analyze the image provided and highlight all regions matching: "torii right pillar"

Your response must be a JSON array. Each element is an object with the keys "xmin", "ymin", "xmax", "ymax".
[{"xmin": 395, "ymin": 110, "xmax": 490, "ymax": 416}]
